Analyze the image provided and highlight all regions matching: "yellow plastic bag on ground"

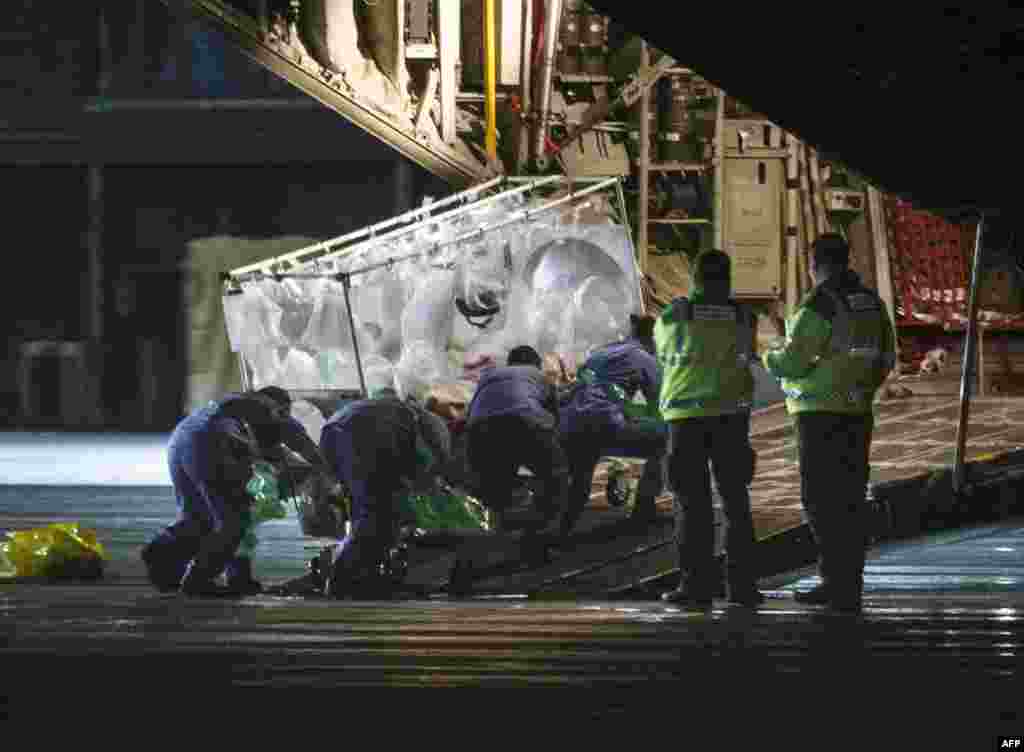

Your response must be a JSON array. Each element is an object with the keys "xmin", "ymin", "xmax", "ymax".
[{"xmin": 0, "ymin": 523, "xmax": 108, "ymax": 579}]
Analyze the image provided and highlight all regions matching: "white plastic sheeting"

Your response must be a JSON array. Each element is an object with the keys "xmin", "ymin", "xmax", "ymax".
[
  {"xmin": 188, "ymin": 234, "xmax": 320, "ymax": 412},
  {"xmin": 291, "ymin": 399, "xmax": 327, "ymax": 445},
  {"xmin": 224, "ymin": 182, "xmax": 641, "ymax": 399}
]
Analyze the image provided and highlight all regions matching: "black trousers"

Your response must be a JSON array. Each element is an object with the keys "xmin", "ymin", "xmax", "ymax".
[
  {"xmin": 667, "ymin": 413, "xmax": 757, "ymax": 598},
  {"xmin": 321, "ymin": 407, "xmax": 418, "ymax": 587},
  {"xmin": 562, "ymin": 417, "xmax": 666, "ymax": 536},
  {"xmin": 466, "ymin": 414, "xmax": 569, "ymax": 526},
  {"xmin": 795, "ymin": 412, "xmax": 873, "ymax": 605}
]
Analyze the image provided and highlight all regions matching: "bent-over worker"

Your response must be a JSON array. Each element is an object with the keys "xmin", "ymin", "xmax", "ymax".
[
  {"xmin": 320, "ymin": 387, "xmax": 450, "ymax": 599},
  {"xmin": 559, "ymin": 314, "xmax": 667, "ymax": 538},
  {"xmin": 447, "ymin": 346, "xmax": 570, "ymax": 595},
  {"xmin": 141, "ymin": 391, "xmax": 289, "ymax": 596}
]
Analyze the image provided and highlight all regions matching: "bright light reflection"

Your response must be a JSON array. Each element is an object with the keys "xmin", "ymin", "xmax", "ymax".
[
  {"xmin": 0, "ymin": 433, "xmax": 171, "ymax": 486},
  {"xmin": 994, "ymin": 547, "xmax": 1016, "ymax": 553}
]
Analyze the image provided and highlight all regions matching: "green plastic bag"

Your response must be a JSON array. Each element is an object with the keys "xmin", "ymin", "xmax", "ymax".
[
  {"xmin": 239, "ymin": 462, "xmax": 290, "ymax": 555},
  {"xmin": 403, "ymin": 490, "xmax": 490, "ymax": 532}
]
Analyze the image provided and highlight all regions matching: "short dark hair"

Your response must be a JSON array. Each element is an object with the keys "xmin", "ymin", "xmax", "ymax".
[
  {"xmin": 812, "ymin": 233, "xmax": 850, "ymax": 268},
  {"xmin": 507, "ymin": 345, "xmax": 543, "ymax": 369},
  {"xmin": 256, "ymin": 386, "xmax": 291, "ymax": 409},
  {"xmin": 694, "ymin": 250, "xmax": 731, "ymax": 285}
]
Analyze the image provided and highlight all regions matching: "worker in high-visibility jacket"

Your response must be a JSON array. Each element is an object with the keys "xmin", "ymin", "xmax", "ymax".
[
  {"xmin": 655, "ymin": 249, "xmax": 762, "ymax": 608},
  {"xmin": 763, "ymin": 233, "xmax": 895, "ymax": 614}
]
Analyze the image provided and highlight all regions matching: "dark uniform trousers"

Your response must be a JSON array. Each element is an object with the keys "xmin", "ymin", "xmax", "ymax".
[
  {"xmin": 562, "ymin": 416, "xmax": 666, "ymax": 535},
  {"xmin": 322, "ymin": 407, "xmax": 418, "ymax": 588},
  {"xmin": 466, "ymin": 414, "xmax": 569, "ymax": 526},
  {"xmin": 667, "ymin": 412, "xmax": 757, "ymax": 599},
  {"xmin": 795, "ymin": 412, "xmax": 873, "ymax": 606},
  {"xmin": 142, "ymin": 407, "xmax": 254, "ymax": 590}
]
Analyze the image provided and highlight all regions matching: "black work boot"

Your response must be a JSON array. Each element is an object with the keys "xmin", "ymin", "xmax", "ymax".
[
  {"xmin": 793, "ymin": 583, "xmax": 830, "ymax": 605},
  {"xmin": 179, "ymin": 560, "xmax": 235, "ymax": 598},
  {"xmin": 727, "ymin": 587, "xmax": 765, "ymax": 607},
  {"xmin": 225, "ymin": 557, "xmax": 263, "ymax": 596},
  {"xmin": 661, "ymin": 588, "xmax": 713, "ymax": 609},
  {"xmin": 447, "ymin": 557, "xmax": 473, "ymax": 599},
  {"xmin": 324, "ymin": 558, "xmax": 351, "ymax": 600},
  {"xmin": 140, "ymin": 542, "xmax": 181, "ymax": 593},
  {"xmin": 794, "ymin": 582, "xmax": 862, "ymax": 613},
  {"xmin": 727, "ymin": 565, "xmax": 764, "ymax": 607},
  {"xmin": 661, "ymin": 578, "xmax": 713, "ymax": 609}
]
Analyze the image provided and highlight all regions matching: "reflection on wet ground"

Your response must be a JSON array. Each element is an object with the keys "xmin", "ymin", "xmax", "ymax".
[{"xmin": 2, "ymin": 430, "xmax": 1024, "ymax": 720}]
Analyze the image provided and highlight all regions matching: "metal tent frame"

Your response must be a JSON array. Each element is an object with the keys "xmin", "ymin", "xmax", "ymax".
[{"xmin": 224, "ymin": 174, "xmax": 636, "ymax": 399}]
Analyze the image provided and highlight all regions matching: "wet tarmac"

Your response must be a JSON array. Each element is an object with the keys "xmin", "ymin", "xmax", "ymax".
[{"xmin": 3, "ymin": 431, "xmax": 1024, "ymax": 733}]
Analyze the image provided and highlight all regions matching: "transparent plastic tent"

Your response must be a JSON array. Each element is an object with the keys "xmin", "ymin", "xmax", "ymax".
[{"xmin": 222, "ymin": 175, "xmax": 643, "ymax": 417}]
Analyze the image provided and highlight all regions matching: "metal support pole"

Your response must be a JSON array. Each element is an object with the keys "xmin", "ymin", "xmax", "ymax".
[
  {"xmin": 532, "ymin": 0, "xmax": 563, "ymax": 171},
  {"xmin": 637, "ymin": 41, "xmax": 650, "ymax": 277},
  {"xmin": 615, "ymin": 177, "xmax": 644, "ymax": 315},
  {"xmin": 438, "ymin": 0, "xmax": 460, "ymax": 146},
  {"xmin": 484, "ymin": 0, "xmax": 498, "ymax": 160},
  {"xmin": 232, "ymin": 177, "xmax": 621, "ymax": 284},
  {"xmin": 978, "ymin": 324, "xmax": 986, "ymax": 397},
  {"xmin": 711, "ymin": 87, "xmax": 725, "ymax": 251},
  {"xmin": 867, "ymin": 185, "xmax": 899, "ymax": 361},
  {"xmin": 516, "ymin": 0, "xmax": 534, "ymax": 172},
  {"xmin": 339, "ymin": 274, "xmax": 368, "ymax": 398},
  {"xmin": 953, "ymin": 214, "xmax": 987, "ymax": 496},
  {"xmin": 237, "ymin": 353, "xmax": 252, "ymax": 391}
]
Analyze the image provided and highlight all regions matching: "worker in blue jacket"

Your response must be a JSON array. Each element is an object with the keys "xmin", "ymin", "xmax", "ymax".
[
  {"xmin": 141, "ymin": 391, "xmax": 288, "ymax": 596},
  {"xmin": 446, "ymin": 345, "xmax": 570, "ymax": 595},
  {"xmin": 558, "ymin": 314, "xmax": 667, "ymax": 539},
  {"xmin": 320, "ymin": 387, "xmax": 451, "ymax": 599},
  {"xmin": 463, "ymin": 345, "xmax": 569, "ymax": 528}
]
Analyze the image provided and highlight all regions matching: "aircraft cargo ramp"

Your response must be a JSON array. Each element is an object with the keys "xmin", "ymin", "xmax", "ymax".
[{"xmin": 159, "ymin": 0, "xmax": 497, "ymax": 187}]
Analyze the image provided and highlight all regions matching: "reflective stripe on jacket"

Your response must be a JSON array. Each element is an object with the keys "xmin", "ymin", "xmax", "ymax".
[
  {"xmin": 763, "ymin": 270, "xmax": 896, "ymax": 415},
  {"xmin": 655, "ymin": 292, "xmax": 755, "ymax": 420}
]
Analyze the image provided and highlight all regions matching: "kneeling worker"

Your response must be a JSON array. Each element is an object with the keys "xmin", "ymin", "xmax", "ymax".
[
  {"xmin": 142, "ymin": 390, "xmax": 294, "ymax": 596},
  {"xmin": 656, "ymin": 250, "xmax": 763, "ymax": 608},
  {"xmin": 559, "ymin": 313, "xmax": 666, "ymax": 538},
  {"xmin": 251, "ymin": 385, "xmax": 327, "ymax": 470},
  {"xmin": 320, "ymin": 387, "xmax": 451, "ymax": 599},
  {"xmin": 447, "ymin": 346, "xmax": 570, "ymax": 595},
  {"xmin": 463, "ymin": 345, "xmax": 569, "ymax": 530}
]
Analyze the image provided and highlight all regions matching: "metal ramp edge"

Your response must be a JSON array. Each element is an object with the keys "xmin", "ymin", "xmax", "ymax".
[{"xmin": 161, "ymin": 0, "xmax": 496, "ymax": 187}]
